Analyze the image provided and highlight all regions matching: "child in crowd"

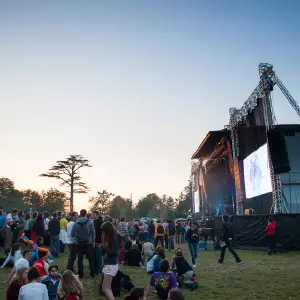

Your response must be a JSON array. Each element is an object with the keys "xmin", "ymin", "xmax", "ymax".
[
  {"xmin": 118, "ymin": 242, "xmax": 126, "ymax": 266},
  {"xmin": 124, "ymin": 287, "xmax": 145, "ymax": 300},
  {"xmin": 33, "ymin": 249, "xmax": 50, "ymax": 279},
  {"xmin": 57, "ymin": 270, "xmax": 84, "ymax": 300},
  {"xmin": 1, "ymin": 242, "xmax": 23, "ymax": 268},
  {"xmin": 41, "ymin": 265, "xmax": 61, "ymax": 300}
]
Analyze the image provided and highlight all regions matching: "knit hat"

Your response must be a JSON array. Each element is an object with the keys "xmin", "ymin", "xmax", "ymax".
[{"xmin": 15, "ymin": 258, "xmax": 29, "ymax": 270}]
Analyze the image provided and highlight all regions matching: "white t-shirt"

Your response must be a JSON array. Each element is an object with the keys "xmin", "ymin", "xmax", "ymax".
[
  {"xmin": 66, "ymin": 221, "xmax": 75, "ymax": 244},
  {"xmin": 44, "ymin": 218, "xmax": 49, "ymax": 231},
  {"xmin": 18, "ymin": 282, "xmax": 49, "ymax": 300}
]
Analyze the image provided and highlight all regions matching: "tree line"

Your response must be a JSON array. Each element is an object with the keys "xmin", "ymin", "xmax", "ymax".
[{"xmin": 0, "ymin": 154, "xmax": 192, "ymax": 219}]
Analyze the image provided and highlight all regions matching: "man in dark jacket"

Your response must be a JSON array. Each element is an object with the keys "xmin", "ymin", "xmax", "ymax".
[
  {"xmin": 48, "ymin": 212, "xmax": 60, "ymax": 257},
  {"xmin": 218, "ymin": 215, "xmax": 241, "ymax": 264},
  {"xmin": 71, "ymin": 209, "xmax": 96, "ymax": 278},
  {"xmin": 187, "ymin": 222, "xmax": 200, "ymax": 267},
  {"xmin": 92, "ymin": 210, "xmax": 103, "ymax": 275}
]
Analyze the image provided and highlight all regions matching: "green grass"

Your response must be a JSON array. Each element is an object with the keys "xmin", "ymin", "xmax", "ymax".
[{"xmin": 1, "ymin": 246, "xmax": 300, "ymax": 299}]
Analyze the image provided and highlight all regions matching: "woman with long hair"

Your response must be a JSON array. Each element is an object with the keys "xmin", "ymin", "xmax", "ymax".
[
  {"xmin": 33, "ymin": 214, "xmax": 45, "ymax": 241},
  {"xmin": 57, "ymin": 270, "xmax": 83, "ymax": 300},
  {"xmin": 6, "ymin": 266, "xmax": 29, "ymax": 300},
  {"xmin": 101, "ymin": 221, "xmax": 118, "ymax": 300},
  {"xmin": 18, "ymin": 266, "xmax": 48, "ymax": 300}
]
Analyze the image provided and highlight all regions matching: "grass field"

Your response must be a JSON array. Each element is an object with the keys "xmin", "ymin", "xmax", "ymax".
[{"xmin": 1, "ymin": 246, "xmax": 300, "ymax": 299}]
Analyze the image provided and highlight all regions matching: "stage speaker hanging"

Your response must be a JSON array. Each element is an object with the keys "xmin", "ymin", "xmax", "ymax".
[{"xmin": 267, "ymin": 130, "xmax": 291, "ymax": 174}]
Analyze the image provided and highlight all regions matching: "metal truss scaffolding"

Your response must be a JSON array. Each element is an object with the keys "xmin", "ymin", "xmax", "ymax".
[{"xmin": 229, "ymin": 63, "xmax": 300, "ymax": 214}]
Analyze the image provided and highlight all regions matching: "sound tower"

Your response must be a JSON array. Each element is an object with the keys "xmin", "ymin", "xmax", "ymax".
[{"xmin": 267, "ymin": 130, "xmax": 291, "ymax": 174}]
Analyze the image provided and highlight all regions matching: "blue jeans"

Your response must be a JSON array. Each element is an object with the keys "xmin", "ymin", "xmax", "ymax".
[
  {"xmin": 144, "ymin": 232, "xmax": 148, "ymax": 242},
  {"xmin": 50, "ymin": 235, "xmax": 60, "ymax": 257},
  {"xmin": 188, "ymin": 242, "xmax": 198, "ymax": 265},
  {"xmin": 95, "ymin": 246, "xmax": 103, "ymax": 274}
]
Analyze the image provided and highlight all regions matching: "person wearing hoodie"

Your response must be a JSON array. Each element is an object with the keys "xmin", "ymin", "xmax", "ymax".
[{"xmin": 71, "ymin": 209, "xmax": 96, "ymax": 279}]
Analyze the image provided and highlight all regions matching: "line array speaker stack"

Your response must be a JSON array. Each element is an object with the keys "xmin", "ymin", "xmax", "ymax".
[{"xmin": 267, "ymin": 130, "xmax": 291, "ymax": 174}]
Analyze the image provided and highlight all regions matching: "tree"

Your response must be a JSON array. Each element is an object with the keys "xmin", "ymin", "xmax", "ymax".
[
  {"xmin": 135, "ymin": 193, "xmax": 160, "ymax": 218},
  {"xmin": 40, "ymin": 154, "xmax": 92, "ymax": 212},
  {"xmin": 174, "ymin": 180, "xmax": 193, "ymax": 218},
  {"xmin": 160, "ymin": 195, "xmax": 175, "ymax": 220},
  {"xmin": 108, "ymin": 196, "xmax": 133, "ymax": 220},
  {"xmin": 42, "ymin": 188, "xmax": 68, "ymax": 212},
  {"xmin": 21, "ymin": 189, "xmax": 42, "ymax": 210},
  {"xmin": 89, "ymin": 190, "xmax": 114, "ymax": 214},
  {"xmin": 0, "ymin": 178, "xmax": 15, "ymax": 200}
]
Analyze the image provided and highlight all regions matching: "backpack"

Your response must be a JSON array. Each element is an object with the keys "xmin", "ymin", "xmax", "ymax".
[
  {"xmin": 157, "ymin": 224, "xmax": 165, "ymax": 234},
  {"xmin": 75, "ymin": 220, "xmax": 89, "ymax": 244},
  {"xmin": 169, "ymin": 224, "xmax": 176, "ymax": 236}
]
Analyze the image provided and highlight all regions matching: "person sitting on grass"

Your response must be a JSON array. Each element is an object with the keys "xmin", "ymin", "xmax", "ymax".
[
  {"xmin": 171, "ymin": 248, "xmax": 194, "ymax": 286},
  {"xmin": 33, "ymin": 249, "xmax": 50, "ymax": 279},
  {"xmin": 124, "ymin": 287, "xmax": 145, "ymax": 300},
  {"xmin": 1, "ymin": 242, "xmax": 23, "ymax": 268},
  {"xmin": 145, "ymin": 259, "xmax": 178, "ymax": 300},
  {"xmin": 6, "ymin": 266, "xmax": 29, "ymax": 300},
  {"xmin": 57, "ymin": 270, "xmax": 84, "ymax": 300},
  {"xmin": 18, "ymin": 267, "xmax": 49, "ymax": 300},
  {"xmin": 118, "ymin": 242, "xmax": 126, "ymax": 266},
  {"xmin": 125, "ymin": 244, "xmax": 143, "ymax": 268},
  {"xmin": 147, "ymin": 247, "xmax": 165, "ymax": 273},
  {"xmin": 41, "ymin": 265, "xmax": 61, "ymax": 300}
]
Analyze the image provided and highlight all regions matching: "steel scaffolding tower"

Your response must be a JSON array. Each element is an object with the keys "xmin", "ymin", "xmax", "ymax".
[{"xmin": 229, "ymin": 63, "xmax": 300, "ymax": 214}]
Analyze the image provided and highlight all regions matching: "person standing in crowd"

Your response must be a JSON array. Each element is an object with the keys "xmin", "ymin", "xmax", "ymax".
[
  {"xmin": 168, "ymin": 220, "xmax": 176, "ymax": 251},
  {"xmin": 218, "ymin": 215, "xmax": 242, "ymax": 264},
  {"xmin": 117, "ymin": 217, "xmax": 128, "ymax": 247},
  {"xmin": 92, "ymin": 210, "xmax": 103, "ymax": 275},
  {"xmin": 266, "ymin": 216, "xmax": 277, "ymax": 255},
  {"xmin": 57, "ymin": 270, "xmax": 83, "ymax": 300},
  {"xmin": 143, "ymin": 221, "xmax": 149, "ymax": 242},
  {"xmin": 176, "ymin": 222, "xmax": 182, "ymax": 245},
  {"xmin": 18, "ymin": 267, "xmax": 49, "ymax": 300},
  {"xmin": 6, "ymin": 266, "xmax": 29, "ymax": 300},
  {"xmin": 71, "ymin": 209, "xmax": 95, "ymax": 279},
  {"xmin": 4, "ymin": 209, "xmax": 19, "ymax": 253},
  {"xmin": 23, "ymin": 213, "xmax": 31, "ymax": 240},
  {"xmin": 43, "ymin": 212, "xmax": 50, "ymax": 246},
  {"xmin": 30, "ymin": 211, "xmax": 38, "ymax": 243},
  {"xmin": 48, "ymin": 212, "xmax": 60, "ymax": 258},
  {"xmin": 66, "ymin": 211, "xmax": 78, "ymax": 273},
  {"xmin": 155, "ymin": 220, "xmax": 165, "ymax": 248},
  {"xmin": 33, "ymin": 214, "xmax": 45, "ymax": 241},
  {"xmin": 101, "ymin": 221, "xmax": 118, "ymax": 300},
  {"xmin": 0, "ymin": 209, "xmax": 6, "ymax": 246},
  {"xmin": 59, "ymin": 213, "xmax": 68, "ymax": 254},
  {"xmin": 181, "ymin": 224, "xmax": 186, "ymax": 244},
  {"xmin": 187, "ymin": 221, "xmax": 200, "ymax": 268},
  {"xmin": 148, "ymin": 220, "xmax": 155, "ymax": 245},
  {"xmin": 163, "ymin": 220, "xmax": 169, "ymax": 249}
]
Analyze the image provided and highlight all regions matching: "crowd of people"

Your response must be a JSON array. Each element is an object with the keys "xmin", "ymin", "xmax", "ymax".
[{"xmin": 0, "ymin": 207, "xmax": 276, "ymax": 300}]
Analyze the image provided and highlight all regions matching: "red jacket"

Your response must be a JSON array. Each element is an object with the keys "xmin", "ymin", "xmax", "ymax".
[
  {"xmin": 33, "ymin": 259, "xmax": 47, "ymax": 277},
  {"xmin": 266, "ymin": 221, "xmax": 276, "ymax": 236}
]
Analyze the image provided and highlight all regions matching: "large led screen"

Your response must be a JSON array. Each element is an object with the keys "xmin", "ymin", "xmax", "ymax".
[
  {"xmin": 243, "ymin": 143, "xmax": 272, "ymax": 198},
  {"xmin": 194, "ymin": 190, "xmax": 199, "ymax": 213}
]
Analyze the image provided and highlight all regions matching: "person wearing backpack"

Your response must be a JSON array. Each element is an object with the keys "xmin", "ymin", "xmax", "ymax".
[
  {"xmin": 145, "ymin": 259, "xmax": 177, "ymax": 300},
  {"xmin": 218, "ymin": 215, "xmax": 241, "ymax": 264},
  {"xmin": 168, "ymin": 221, "xmax": 176, "ymax": 252},
  {"xmin": 155, "ymin": 220, "xmax": 165, "ymax": 248},
  {"xmin": 71, "ymin": 209, "xmax": 96, "ymax": 279}
]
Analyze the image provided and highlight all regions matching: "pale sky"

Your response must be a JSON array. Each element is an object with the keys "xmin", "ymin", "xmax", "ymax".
[{"xmin": 1, "ymin": 1, "xmax": 300, "ymax": 211}]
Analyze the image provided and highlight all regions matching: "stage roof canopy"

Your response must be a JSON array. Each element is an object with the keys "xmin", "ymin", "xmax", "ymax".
[{"xmin": 191, "ymin": 129, "xmax": 230, "ymax": 159}]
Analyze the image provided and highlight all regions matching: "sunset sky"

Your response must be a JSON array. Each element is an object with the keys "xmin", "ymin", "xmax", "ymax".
[{"xmin": 1, "ymin": 1, "xmax": 300, "ymax": 211}]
